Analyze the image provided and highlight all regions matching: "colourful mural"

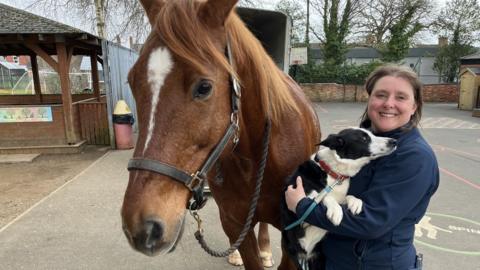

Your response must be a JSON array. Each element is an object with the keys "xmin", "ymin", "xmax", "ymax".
[{"xmin": 0, "ymin": 106, "xmax": 53, "ymax": 122}]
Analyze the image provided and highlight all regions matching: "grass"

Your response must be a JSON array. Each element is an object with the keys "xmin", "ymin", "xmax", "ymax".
[{"xmin": 0, "ymin": 88, "xmax": 34, "ymax": 95}]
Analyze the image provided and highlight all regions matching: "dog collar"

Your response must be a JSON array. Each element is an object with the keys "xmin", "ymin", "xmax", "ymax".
[{"xmin": 318, "ymin": 160, "xmax": 349, "ymax": 182}]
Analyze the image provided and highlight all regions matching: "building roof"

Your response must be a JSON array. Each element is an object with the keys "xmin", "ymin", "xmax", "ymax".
[
  {"xmin": 0, "ymin": 60, "xmax": 27, "ymax": 71},
  {"xmin": 461, "ymin": 52, "xmax": 480, "ymax": 60},
  {"xmin": 0, "ymin": 3, "xmax": 85, "ymax": 34},
  {"xmin": 461, "ymin": 67, "xmax": 480, "ymax": 76},
  {"xmin": 311, "ymin": 45, "xmax": 439, "ymax": 59}
]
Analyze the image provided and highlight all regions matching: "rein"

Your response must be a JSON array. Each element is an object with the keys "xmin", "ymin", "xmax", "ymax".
[{"xmin": 127, "ymin": 39, "xmax": 271, "ymax": 257}]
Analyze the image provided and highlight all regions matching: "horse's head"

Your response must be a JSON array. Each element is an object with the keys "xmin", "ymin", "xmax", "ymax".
[{"xmin": 121, "ymin": 0, "xmax": 240, "ymax": 256}]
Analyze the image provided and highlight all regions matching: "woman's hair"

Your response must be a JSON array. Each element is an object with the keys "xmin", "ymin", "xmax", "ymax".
[{"xmin": 360, "ymin": 64, "xmax": 423, "ymax": 128}]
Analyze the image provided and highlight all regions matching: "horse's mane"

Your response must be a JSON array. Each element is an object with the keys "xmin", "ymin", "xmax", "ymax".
[{"xmin": 154, "ymin": 0, "xmax": 300, "ymax": 125}]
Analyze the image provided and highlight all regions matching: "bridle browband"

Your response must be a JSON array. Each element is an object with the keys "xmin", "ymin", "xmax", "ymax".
[{"xmin": 127, "ymin": 40, "xmax": 241, "ymax": 211}]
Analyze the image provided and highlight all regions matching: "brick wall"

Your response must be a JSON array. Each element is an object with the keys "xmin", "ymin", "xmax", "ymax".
[
  {"xmin": 0, "ymin": 105, "xmax": 68, "ymax": 147},
  {"xmin": 423, "ymin": 84, "xmax": 458, "ymax": 102},
  {"xmin": 302, "ymin": 83, "xmax": 458, "ymax": 103}
]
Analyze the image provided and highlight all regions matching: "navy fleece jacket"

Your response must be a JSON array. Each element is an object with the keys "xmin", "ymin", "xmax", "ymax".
[{"xmin": 295, "ymin": 126, "xmax": 439, "ymax": 270}]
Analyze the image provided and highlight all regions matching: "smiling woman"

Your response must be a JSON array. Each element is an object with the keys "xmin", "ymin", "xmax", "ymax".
[
  {"xmin": 285, "ymin": 64, "xmax": 439, "ymax": 270},
  {"xmin": 362, "ymin": 64, "xmax": 423, "ymax": 131}
]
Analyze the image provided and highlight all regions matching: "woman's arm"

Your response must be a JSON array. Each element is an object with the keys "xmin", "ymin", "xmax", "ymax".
[{"xmin": 294, "ymin": 145, "xmax": 439, "ymax": 239}]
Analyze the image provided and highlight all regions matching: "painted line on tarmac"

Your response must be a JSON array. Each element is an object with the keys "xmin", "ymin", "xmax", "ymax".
[
  {"xmin": 0, "ymin": 151, "xmax": 112, "ymax": 234},
  {"xmin": 432, "ymin": 144, "xmax": 480, "ymax": 159},
  {"xmin": 440, "ymin": 167, "xmax": 480, "ymax": 190},
  {"xmin": 414, "ymin": 212, "xmax": 480, "ymax": 256}
]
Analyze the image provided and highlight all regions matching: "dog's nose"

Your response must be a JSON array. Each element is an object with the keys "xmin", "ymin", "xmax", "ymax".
[{"xmin": 388, "ymin": 139, "xmax": 397, "ymax": 148}]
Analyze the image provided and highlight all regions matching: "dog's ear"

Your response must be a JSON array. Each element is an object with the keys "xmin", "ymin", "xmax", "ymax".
[{"xmin": 320, "ymin": 134, "xmax": 345, "ymax": 150}]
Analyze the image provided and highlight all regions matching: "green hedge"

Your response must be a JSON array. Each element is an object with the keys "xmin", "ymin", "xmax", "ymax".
[{"xmin": 290, "ymin": 61, "xmax": 383, "ymax": 85}]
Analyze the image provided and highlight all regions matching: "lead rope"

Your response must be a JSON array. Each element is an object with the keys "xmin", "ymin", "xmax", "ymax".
[{"xmin": 193, "ymin": 119, "xmax": 271, "ymax": 257}]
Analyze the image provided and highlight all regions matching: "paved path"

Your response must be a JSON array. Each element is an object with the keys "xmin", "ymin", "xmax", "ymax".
[
  {"xmin": 0, "ymin": 149, "xmax": 254, "ymax": 269},
  {"xmin": 0, "ymin": 103, "xmax": 478, "ymax": 270}
]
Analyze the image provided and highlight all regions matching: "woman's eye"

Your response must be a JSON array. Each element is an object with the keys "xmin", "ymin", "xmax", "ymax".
[{"xmin": 193, "ymin": 80, "xmax": 213, "ymax": 99}]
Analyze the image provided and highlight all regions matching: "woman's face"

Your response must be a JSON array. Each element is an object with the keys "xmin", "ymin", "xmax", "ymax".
[{"xmin": 367, "ymin": 75, "xmax": 417, "ymax": 133}]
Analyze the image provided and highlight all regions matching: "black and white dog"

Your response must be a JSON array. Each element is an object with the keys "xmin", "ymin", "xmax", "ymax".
[{"xmin": 281, "ymin": 128, "xmax": 397, "ymax": 270}]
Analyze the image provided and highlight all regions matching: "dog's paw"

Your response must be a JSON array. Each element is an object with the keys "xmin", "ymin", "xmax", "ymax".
[
  {"xmin": 326, "ymin": 203, "xmax": 343, "ymax": 226},
  {"xmin": 346, "ymin": 195, "xmax": 363, "ymax": 215}
]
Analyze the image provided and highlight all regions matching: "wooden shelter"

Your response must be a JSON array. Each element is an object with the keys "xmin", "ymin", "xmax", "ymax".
[
  {"xmin": 0, "ymin": 3, "xmax": 107, "ymax": 152},
  {"xmin": 458, "ymin": 68, "xmax": 480, "ymax": 113}
]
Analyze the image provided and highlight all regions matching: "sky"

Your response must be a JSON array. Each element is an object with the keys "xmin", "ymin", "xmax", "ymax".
[{"xmin": 1, "ymin": 0, "xmax": 450, "ymax": 45}]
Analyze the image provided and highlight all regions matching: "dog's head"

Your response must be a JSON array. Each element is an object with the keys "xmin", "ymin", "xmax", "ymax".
[{"xmin": 318, "ymin": 128, "xmax": 397, "ymax": 162}]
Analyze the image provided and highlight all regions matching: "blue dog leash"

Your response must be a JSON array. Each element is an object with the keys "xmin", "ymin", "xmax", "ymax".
[
  {"xmin": 285, "ymin": 160, "xmax": 349, "ymax": 230},
  {"xmin": 285, "ymin": 180, "xmax": 342, "ymax": 230}
]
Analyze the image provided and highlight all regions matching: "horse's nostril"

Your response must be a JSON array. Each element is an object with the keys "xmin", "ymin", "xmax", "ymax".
[{"xmin": 144, "ymin": 219, "xmax": 164, "ymax": 248}]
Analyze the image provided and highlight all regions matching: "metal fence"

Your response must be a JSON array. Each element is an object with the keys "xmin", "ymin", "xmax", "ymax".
[{"xmin": 102, "ymin": 40, "xmax": 139, "ymax": 148}]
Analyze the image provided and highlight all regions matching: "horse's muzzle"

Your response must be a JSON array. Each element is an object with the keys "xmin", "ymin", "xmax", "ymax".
[{"xmin": 123, "ymin": 216, "xmax": 184, "ymax": 256}]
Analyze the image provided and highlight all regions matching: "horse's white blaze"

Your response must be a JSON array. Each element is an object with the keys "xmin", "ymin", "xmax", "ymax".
[{"xmin": 144, "ymin": 47, "xmax": 173, "ymax": 154}]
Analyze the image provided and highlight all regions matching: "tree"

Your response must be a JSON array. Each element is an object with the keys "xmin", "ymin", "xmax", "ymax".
[
  {"xmin": 379, "ymin": 1, "xmax": 424, "ymax": 62},
  {"xmin": 433, "ymin": 0, "xmax": 480, "ymax": 82},
  {"xmin": 356, "ymin": 0, "xmax": 433, "ymax": 45},
  {"xmin": 275, "ymin": 0, "xmax": 307, "ymax": 44},
  {"xmin": 311, "ymin": 0, "xmax": 359, "ymax": 66},
  {"xmin": 28, "ymin": 0, "xmax": 148, "ymax": 43},
  {"xmin": 27, "ymin": 0, "xmax": 262, "ymax": 44}
]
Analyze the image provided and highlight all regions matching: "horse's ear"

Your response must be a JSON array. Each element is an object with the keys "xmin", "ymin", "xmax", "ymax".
[
  {"xmin": 139, "ymin": 0, "xmax": 164, "ymax": 25},
  {"xmin": 199, "ymin": 0, "xmax": 238, "ymax": 27}
]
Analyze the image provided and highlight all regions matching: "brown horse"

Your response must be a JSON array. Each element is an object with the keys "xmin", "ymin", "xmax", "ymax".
[{"xmin": 121, "ymin": 0, "xmax": 321, "ymax": 269}]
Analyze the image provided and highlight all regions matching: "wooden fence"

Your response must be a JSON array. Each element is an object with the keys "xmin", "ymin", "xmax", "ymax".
[{"xmin": 78, "ymin": 102, "xmax": 110, "ymax": 145}]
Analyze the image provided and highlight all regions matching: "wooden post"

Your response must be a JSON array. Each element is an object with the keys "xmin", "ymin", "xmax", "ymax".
[
  {"xmin": 30, "ymin": 54, "xmax": 43, "ymax": 104},
  {"xmin": 90, "ymin": 51, "xmax": 101, "ymax": 101},
  {"xmin": 56, "ymin": 42, "xmax": 76, "ymax": 144}
]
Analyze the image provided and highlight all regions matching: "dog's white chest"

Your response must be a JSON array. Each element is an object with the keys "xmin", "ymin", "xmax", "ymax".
[{"xmin": 327, "ymin": 176, "xmax": 349, "ymax": 204}]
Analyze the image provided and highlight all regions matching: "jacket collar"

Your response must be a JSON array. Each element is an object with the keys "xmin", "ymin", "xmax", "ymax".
[{"xmin": 360, "ymin": 120, "xmax": 415, "ymax": 139}]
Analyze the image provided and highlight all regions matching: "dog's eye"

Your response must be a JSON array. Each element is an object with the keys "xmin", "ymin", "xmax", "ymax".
[
  {"xmin": 336, "ymin": 137, "xmax": 345, "ymax": 146},
  {"xmin": 362, "ymin": 135, "xmax": 369, "ymax": 142}
]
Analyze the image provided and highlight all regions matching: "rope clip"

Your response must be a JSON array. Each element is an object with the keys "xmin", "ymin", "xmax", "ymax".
[{"xmin": 189, "ymin": 209, "xmax": 204, "ymax": 234}]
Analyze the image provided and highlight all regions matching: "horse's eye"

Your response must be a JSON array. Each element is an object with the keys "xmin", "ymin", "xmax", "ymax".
[{"xmin": 193, "ymin": 80, "xmax": 213, "ymax": 100}]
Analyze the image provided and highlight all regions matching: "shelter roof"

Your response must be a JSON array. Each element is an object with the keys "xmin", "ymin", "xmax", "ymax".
[
  {"xmin": 0, "ymin": 3, "xmax": 102, "ymax": 56},
  {"xmin": 461, "ymin": 67, "xmax": 480, "ymax": 76},
  {"xmin": 0, "ymin": 3, "xmax": 86, "ymax": 34}
]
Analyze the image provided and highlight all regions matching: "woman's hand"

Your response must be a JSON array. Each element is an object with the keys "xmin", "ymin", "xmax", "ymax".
[{"xmin": 285, "ymin": 176, "xmax": 307, "ymax": 213}]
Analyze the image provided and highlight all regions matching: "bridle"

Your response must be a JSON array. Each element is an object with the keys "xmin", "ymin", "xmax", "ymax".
[
  {"xmin": 127, "ymin": 38, "xmax": 272, "ymax": 258},
  {"xmin": 127, "ymin": 41, "xmax": 241, "ymax": 211}
]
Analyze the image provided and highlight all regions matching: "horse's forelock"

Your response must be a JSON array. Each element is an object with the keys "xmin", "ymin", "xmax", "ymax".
[
  {"xmin": 153, "ymin": 0, "xmax": 234, "ymax": 77},
  {"xmin": 151, "ymin": 0, "xmax": 301, "ymax": 125}
]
